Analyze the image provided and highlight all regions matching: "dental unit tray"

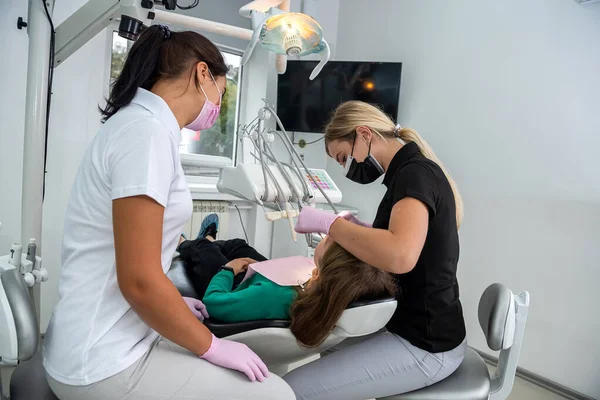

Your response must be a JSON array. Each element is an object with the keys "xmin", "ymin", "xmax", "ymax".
[{"xmin": 217, "ymin": 165, "xmax": 342, "ymax": 206}]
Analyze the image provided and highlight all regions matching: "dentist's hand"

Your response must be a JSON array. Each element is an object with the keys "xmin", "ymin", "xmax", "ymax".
[
  {"xmin": 338, "ymin": 211, "xmax": 372, "ymax": 228},
  {"xmin": 201, "ymin": 334, "xmax": 269, "ymax": 382},
  {"xmin": 182, "ymin": 297, "xmax": 209, "ymax": 321},
  {"xmin": 294, "ymin": 206, "xmax": 339, "ymax": 235}
]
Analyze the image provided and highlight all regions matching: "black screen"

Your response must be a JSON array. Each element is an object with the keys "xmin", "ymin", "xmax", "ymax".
[{"xmin": 276, "ymin": 61, "xmax": 402, "ymax": 133}]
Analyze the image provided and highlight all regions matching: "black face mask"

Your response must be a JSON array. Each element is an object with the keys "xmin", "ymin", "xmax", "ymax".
[{"xmin": 343, "ymin": 134, "xmax": 385, "ymax": 184}]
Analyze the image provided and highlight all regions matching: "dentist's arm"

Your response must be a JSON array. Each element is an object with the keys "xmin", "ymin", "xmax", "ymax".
[
  {"xmin": 295, "ymin": 198, "xmax": 429, "ymax": 274},
  {"xmin": 329, "ymin": 198, "xmax": 429, "ymax": 274},
  {"xmin": 113, "ymin": 196, "xmax": 214, "ymax": 355},
  {"xmin": 113, "ymin": 196, "xmax": 268, "ymax": 381}
]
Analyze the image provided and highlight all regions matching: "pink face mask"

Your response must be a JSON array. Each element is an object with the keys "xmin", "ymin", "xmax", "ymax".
[{"xmin": 185, "ymin": 69, "xmax": 221, "ymax": 131}]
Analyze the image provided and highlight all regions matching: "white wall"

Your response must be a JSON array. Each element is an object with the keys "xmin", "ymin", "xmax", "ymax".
[
  {"xmin": 39, "ymin": 0, "xmax": 111, "ymax": 331},
  {"xmin": 333, "ymin": 0, "xmax": 600, "ymax": 397},
  {"xmin": 0, "ymin": 0, "xmax": 29, "ymax": 252}
]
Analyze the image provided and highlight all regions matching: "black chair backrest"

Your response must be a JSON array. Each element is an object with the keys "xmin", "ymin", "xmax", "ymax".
[{"xmin": 166, "ymin": 259, "xmax": 200, "ymax": 299}]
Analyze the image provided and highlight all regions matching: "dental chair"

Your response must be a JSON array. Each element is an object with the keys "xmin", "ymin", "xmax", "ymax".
[
  {"xmin": 166, "ymin": 258, "xmax": 399, "ymax": 375},
  {"xmin": 4, "ymin": 256, "xmax": 528, "ymax": 400},
  {"xmin": 379, "ymin": 283, "xmax": 530, "ymax": 400},
  {"xmin": 0, "ymin": 267, "xmax": 57, "ymax": 400}
]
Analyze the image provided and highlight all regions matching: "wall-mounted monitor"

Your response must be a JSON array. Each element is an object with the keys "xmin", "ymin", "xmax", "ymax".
[{"xmin": 277, "ymin": 61, "xmax": 402, "ymax": 133}]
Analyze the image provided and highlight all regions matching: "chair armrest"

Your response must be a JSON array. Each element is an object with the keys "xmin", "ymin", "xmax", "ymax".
[{"xmin": 204, "ymin": 318, "xmax": 291, "ymax": 338}]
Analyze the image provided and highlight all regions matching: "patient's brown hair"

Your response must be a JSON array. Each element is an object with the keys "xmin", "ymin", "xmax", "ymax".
[{"xmin": 289, "ymin": 242, "xmax": 396, "ymax": 348}]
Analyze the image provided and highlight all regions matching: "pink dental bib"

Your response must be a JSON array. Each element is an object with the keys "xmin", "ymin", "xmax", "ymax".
[{"xmin": 241, "ymin": 256, "xmax": 315, "ymax": 286}]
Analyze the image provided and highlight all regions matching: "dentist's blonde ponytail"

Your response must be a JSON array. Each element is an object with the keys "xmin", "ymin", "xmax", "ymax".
[{"xmin": 324, "ymin": 101, "xmax": 464, "ymax": 228}]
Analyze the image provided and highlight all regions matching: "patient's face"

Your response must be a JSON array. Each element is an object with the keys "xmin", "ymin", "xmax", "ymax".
[{"xmin": 313, "ymin": 235, "xmax": 332, "ymax": 268}]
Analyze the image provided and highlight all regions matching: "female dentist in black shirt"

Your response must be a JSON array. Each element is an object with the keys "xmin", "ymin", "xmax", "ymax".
[{"xmin": 285, "ymin": 100, "xmax": 467, "ymax": 400}]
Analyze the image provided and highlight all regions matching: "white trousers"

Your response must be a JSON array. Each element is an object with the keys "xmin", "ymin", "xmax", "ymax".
[{"xmin": 46, "ymin": 338, "xmax": 296, "ymax": 400}]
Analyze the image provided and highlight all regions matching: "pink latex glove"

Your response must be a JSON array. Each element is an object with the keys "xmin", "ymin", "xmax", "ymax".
[
  {"xmin": 183, "ymin": 297, "xmax": 209, "ymax": 321},
  {"xmin": 201, "ymin": 334, "xmax": 269, "ymax": 382},
  {"xmin": 294, "ymin": 206, "xmax": 340, "ymax": 235},
  {"xmin": 338, "ymin": 211, "xmax": 372, "ymax": 228}
]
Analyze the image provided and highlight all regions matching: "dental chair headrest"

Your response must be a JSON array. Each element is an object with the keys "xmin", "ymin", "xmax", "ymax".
[
  {"xmin": 478, "ymin": 283, "xmax": 516, "ymax": 351},
  {"xmin": 204, "ymin": 296, "xmax": 398, "ymax": 339}
]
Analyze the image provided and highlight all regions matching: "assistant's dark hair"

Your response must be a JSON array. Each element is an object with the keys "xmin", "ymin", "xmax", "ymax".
[{"xmin": 100, "ymin": 25, "xmax": 228, "ymax": 122}]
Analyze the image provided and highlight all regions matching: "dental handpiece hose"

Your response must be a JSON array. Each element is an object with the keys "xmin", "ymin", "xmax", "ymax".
[
  {"xmin": 262, "ymin": 101, "xmax": 339, "ymax": 214},
  {"xmin": 262, "ymin": 136, "xmax": 303, "ymax": 204},
  {"xmin": 250, "ymin": 137, "xmax": 286, "ymax": 205},
  {"xmin": 270, "ymin": 129, "xmax": 311, "ymax": 202},
  {"xmin": 255, "ymin": 119, "xmax": 270, "ymax": 202},
  {"xmin": 261, "ymin": 140, "xmax": 301, "ymax": 242}
]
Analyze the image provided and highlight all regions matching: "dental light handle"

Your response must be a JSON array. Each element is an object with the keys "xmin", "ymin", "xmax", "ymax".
[
  {"xmin": 240, "ymin": 12, "xmax": 265, "ymax": 65},
  {"xmin": 309, "ymin": 39, "xmax": 331, "ymax": 80},
  {"xmin": 241, "ymin": 9, "xmax": 273, "ymax": 65}
]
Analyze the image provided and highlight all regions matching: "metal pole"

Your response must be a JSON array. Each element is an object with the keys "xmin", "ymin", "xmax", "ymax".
[
  {"xmin": 22, "ymin": 0, "xmax": 54, "ymax": 321},
  {"xmin": 153, "ymin": 9, "xmax": 253, "ymax": 40}
]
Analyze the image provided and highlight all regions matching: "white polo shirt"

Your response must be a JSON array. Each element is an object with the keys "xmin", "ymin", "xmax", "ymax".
[{"xmin": 43, "ymin": 89, "xmax": 193, "ymax": 385}]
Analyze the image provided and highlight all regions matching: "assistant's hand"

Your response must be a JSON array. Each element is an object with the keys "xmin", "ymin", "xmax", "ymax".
[
  {"xmin": 182, "ymin": 297, "xmax": 209, "ymax": 321},
  {"xmin": 294, "ymin": 206, "xmax": 339, "ymax": 235},
  {"xmin": 201, "ymin": 334, "xmax": 269, "ymax": 382},
  {"xmin": 338, "ymin": 210, "xmax": 372, "ymax": 228},
  {"xmin": 226, "ymin": 258, "xmax": 256, "ymax": 275}
]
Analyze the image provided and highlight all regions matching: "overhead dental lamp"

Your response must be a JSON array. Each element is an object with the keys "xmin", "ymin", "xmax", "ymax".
[
  {"xmin": 240, "ymin": 6, "xmax": 331, "ymax": 79},
  {"xmin": 53, "ymin": 0, "xmax": 329, "ymax": 79}
]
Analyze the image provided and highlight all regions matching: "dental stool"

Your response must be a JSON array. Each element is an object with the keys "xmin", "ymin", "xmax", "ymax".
[
  {"xmin": 167, "ymin": 259, "xmax": 399, "ymax": 376},
  {"xmin": 379, "ymin": 283, "xmax": 530, "ymax": 400}
]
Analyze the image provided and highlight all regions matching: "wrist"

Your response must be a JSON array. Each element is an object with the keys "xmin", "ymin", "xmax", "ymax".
[
  {"xmin": 219, "ymin": 265, "xmax": 235, "ymax": 275},
  {"xmin": 200, "ymin": 333, "xmax": 218, "ymax": 358},
  {"xmin": 328, "ymin": 216, "xmax": 344, "ymax": 236}
]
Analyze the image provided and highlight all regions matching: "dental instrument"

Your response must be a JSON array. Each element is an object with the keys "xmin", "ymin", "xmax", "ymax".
[{"xmin": 217, "ymin": 100, "xmax": 343, "ymax": 243}]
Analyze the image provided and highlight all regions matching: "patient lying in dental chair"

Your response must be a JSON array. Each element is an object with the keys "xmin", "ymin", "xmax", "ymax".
[{"xmin": 177, "ymin": 214, "xmax": 396, "ymax": 347}]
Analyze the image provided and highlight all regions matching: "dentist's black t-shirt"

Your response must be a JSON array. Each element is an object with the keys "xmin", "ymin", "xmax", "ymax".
[{"xmin": 372, "ymin": 141, "xmax": 466, "ymax": 353}]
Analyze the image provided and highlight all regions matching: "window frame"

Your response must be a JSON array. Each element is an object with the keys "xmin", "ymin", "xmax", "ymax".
[{"xmin": 103, "ymin": 23, "xmax": 244, "ymax": 178}]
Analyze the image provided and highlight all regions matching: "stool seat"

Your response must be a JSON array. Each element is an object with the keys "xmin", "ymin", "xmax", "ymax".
[
  {"xmin": 381, "ymin": 348, "xmax": 491, "ymax": 400},
  {"xmin": 10, "ymin": 351, "xmax": 58, "ymax": 400}
]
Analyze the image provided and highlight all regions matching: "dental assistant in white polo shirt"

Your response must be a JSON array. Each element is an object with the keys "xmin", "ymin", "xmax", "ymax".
[{"xmin": 43, "ymin": 25, "xmax": 295, "ymax": 400}]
